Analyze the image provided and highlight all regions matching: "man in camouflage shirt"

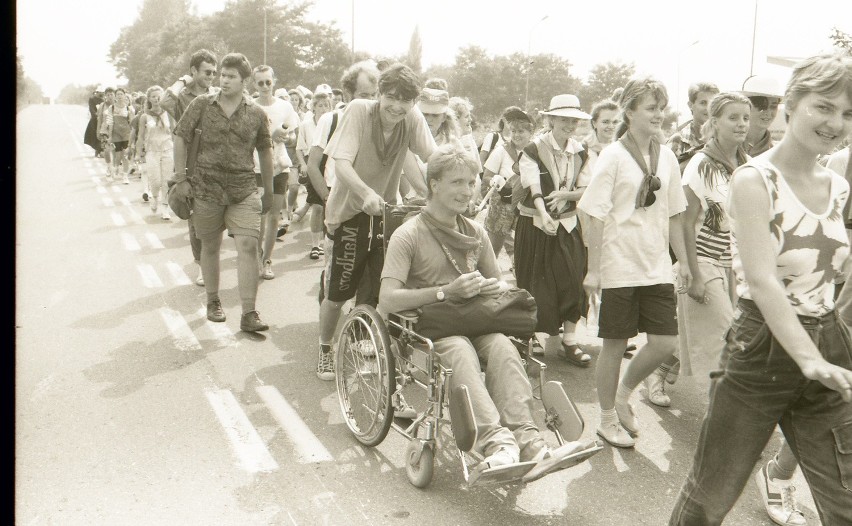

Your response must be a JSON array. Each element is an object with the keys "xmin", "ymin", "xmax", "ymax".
[{"xmin": 667, "ymin": 82, "xmax": 719, "ymax": 170}]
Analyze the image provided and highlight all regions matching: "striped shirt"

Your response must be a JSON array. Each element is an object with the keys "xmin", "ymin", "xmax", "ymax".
[{"xmin": 682, "ymin": 152, "xmax": 735, "ymax": 267}]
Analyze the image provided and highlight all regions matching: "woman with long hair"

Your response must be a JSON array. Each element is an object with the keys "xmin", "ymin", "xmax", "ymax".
[
  {"xmin": 135, "ymin": 85, "xmax": 175, "ymax": 220},
  {"xmin": 578, "ymin": 78, "xmax": 690, "ymax": 448},
  {"xmin": 670, "ymin": 52, "xmax": 852, "ymax": 526}
]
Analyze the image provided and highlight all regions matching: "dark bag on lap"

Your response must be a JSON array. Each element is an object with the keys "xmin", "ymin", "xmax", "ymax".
[{"xmin": 415, "ymin": 288, "xmax": 538, "ymax": 341}]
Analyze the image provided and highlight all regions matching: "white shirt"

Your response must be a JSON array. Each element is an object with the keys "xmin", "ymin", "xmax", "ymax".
[
  {"xmin": 253, "ymin": 97, "xmax": 299, "ymax": 173},
  {"xmin": 312, "ymin": 110, "xmax": 340, "ymax": 187}
]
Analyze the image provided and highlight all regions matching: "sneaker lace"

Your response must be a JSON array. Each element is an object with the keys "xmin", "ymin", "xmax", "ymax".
[
  {"xmin": 780, "ymin": 485, "xmax": 803, "ymax": 516},
  {"xmin": 318, "ymin": 350, "xmax": 334, "ymax": 372}
]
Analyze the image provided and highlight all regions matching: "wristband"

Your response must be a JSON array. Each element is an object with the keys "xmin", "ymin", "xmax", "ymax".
[{"xmin": 531, "ymin": 193, "xmax": 544, "ymax": 203}]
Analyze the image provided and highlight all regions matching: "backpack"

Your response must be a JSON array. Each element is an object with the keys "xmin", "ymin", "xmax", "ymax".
[
  {"xmin": 481, "ymin": 131, "xmax": 501, "ymax": 167},
  {"xmin": 512, "ymin": 140, "xmax": 589, "ymax": 213}
]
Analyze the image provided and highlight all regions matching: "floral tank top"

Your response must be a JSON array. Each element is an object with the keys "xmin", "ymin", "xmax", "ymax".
[{"xmin": 730, "ymin": 159, "xmax": 849, "ymax": 316}]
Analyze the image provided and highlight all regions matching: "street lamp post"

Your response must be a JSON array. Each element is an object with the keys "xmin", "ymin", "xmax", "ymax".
[{"xmin": 524, "ymin": 15, "xmax": 548, "ymax": 110}]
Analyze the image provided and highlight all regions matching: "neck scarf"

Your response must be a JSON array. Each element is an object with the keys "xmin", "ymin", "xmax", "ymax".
[
  {"xmin": 701, "ymin": 138, "xmax": 748, "ymax": 177},
  {"xmin": 148, "ymin": 108, "xmax": 168, "ymax": 128},
  {"xmin": 748, "ymin": 130, "xmax": 773, "ymax": 156},
  {"xmin": 420, "ymin": 208, "xmax": 481, "ymax": 274},
  {"xmin": 371, "ymin": 103, "xmax": 406, "ymax": 166},
  {"xmin": 619, "ymin": 131, "xmax": 660, "ymax": 208}
]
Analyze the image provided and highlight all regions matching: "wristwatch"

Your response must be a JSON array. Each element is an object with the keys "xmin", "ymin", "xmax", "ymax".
[{"xmin": 436, "ymin": 288, "xmax": 445, "ymax": 302}]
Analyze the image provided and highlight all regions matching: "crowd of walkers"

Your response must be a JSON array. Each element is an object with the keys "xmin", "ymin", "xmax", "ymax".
[{"xmin": 83, "ymin": 46, "xmax": 852, "ymax": 525}]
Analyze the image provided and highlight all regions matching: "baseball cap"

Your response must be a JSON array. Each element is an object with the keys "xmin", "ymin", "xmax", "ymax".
[
  {"xmin": 417, "ymin": 88, "xmax": 450, "ymax": 114},
  {"xmin": 314, "ymin": 84, "xmax": 333, "ymax": 97}
]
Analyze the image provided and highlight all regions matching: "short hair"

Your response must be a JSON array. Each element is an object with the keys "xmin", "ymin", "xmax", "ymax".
[
  {"xmin": 784, "ymin": 52, "xmax": 852, "ymax": 123},
  {"xmin": 190, "ymin": 49, "xmax": 218, "ymax": 70},
  {"xmin": 220, "ymin": 53, "xmax": 252, "ymax": 80},
  {"xmin": 252, "ymin": 64, "xmax": 274, "ymax": 79},
  {"xmin": 115, "ymin": 87, "xmax": 127, "ymax": 96},
  {"xmin": 378, "ymin": 63, "xmax": 422, "ymax": 101},
  {"xmin": 340, "ymin": 60, "xmax": 380, "ymax": 98},
  {"xmin": 425, "ymin": 139, "xmax": 480, "ymax": 198},
  {"xmin": 590, "ymin": 100, "xmax": 620, "ymax": 131},
  {"xmin": 133, "ymin": 94, "xmax": 146, "ymax": 105},
  {"xmin": 688, "ymin": 82, "xmax": 720, "ymax": 104},
  {"xmin": 311, "ymin": 93, "xmax": 332, "ymax": 110},
  {"xmin": 701, "ymin": 92, "xmax": 751, "ymax": 140},
  {"xmin": 616, "ymin": 77, "xmax": 669, "ymax": 138},
  {"xmin": 425, "ymin": 78, "xmax": 449, "ymax": 91},
  {"xmin": 332, "ymin": 88, "xmax": 343, "ymax": 96},
  {"xmin": 104, "ymin": 87, "xmax": 115, "ymax": 95},
  {"xmin": 498, "ymin": 106, "xmax": 525, "ymax": 131}
]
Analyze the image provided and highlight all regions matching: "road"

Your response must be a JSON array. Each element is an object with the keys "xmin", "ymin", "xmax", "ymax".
[{"xmin": 16, "ymin": 104, "xmax": 819, "ymax": 525}]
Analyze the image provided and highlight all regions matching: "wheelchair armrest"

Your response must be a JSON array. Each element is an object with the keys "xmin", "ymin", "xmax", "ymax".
[{"xmin": 390, "ymin": 310, "xmax": 420, "ymax": 324}]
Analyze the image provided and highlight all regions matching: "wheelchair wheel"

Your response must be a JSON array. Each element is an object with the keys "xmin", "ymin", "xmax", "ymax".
[
  {"xmin": 405, "ymin": 439, "xmax": 434, "ymax": 488},
  {"xmin": 335, "ymin": 304, "xmax": 395, "ymax": 447}
]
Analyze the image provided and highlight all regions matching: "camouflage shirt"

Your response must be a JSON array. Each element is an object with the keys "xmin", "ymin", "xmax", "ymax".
[{"xmin": 174, "ymin": 93, "xmax": 273, "ymax": 204}]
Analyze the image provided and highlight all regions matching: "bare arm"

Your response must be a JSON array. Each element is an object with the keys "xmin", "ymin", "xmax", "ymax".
[
  {"xmin": 135, "ymin": 115, "xmax": 147, "ymax": 159},
  {"xmin": 173, "ymin": 135, "xmax": 187, "ymax": 181},
  {"xmin": 583, "ymin": 216, "xmax": 603, "ymax": 293},
  {"xmin": 731, "ymin": 167, "xmax": 852, "ymax": 400},
  {"xmin": 306, "ymin": 145, "xmax": 329, "ymax": 201},
  {"xmin": 682, "ymin": 187, "xmax": 705, "ymax": 300},
  {"xmin": 402, "ymin": 152, "xmax": 427, "ymax": 197},
  {"xmin": 379, "ymin": 273, "xmax": 494, "ymax": 315}
]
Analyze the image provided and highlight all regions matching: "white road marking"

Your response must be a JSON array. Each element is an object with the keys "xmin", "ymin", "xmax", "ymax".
[
  {"xmin": 112, "ymin": 186, "xmax": 122, "ymax": 193},
  {"xmin": 137, "ymin": 263, "xmax": 163, "ymax": 288},
  {"xmin": 205, "ymin": 388, "xmax": 279, "ymax": 473},
  {"xmin": 102, "ymin": 197, "xmax": 115, "ymax": 207},
  {"xmin": 91, "ymin": 176, "xmax": 102, "ymax": 185},
  {"xmin": 194, "ymin": 305, "xmax": 236, "ymax": 346},
  {"xmin": 166, "ymin": 261, "xmax": 191, "ymax": 285},
  {"xmin": 111, "ymin": 212, "xmax": 126, "ymax": 226},
  {"xmin": 121, "ymin": 233, "xmax": 141, "ymax": 251},
  {"xmin": 144, "ymin": 231, "xmax": 165, "ymax": 249},
  {"xmin": 126, "ymin": 207, "xmax": 145, "ymax": 225},
  {"xmin": 158, "ymin": 307, "xmax": 202, "ymax": 352},
  {"xmin": 87, "ymin": 168, "xmax": 97, "ymax": 176},
  {"xmin": 256, "ymin": 385, "xmax": 334, "ymax": 463},
  {"xmin": 96, "ymin": 186, "xmax": 106, "ymax": 194},
  {"xmin": 119, "ymin": 196, "xmax": 132, "ymax": 207}
]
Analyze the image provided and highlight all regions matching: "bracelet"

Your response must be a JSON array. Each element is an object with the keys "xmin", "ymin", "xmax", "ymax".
[{"xmin": 531, "ymin": 193, "xmax": 544, "ymax": 203}]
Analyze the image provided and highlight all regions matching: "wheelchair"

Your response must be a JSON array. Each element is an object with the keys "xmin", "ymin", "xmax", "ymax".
[{"xmin": 334, "ymin": 204, "xmax": 603, "ymax": 488}]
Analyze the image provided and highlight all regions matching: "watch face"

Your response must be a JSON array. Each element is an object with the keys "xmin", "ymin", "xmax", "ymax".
[{"xmin": 437, "ymin": 290, "xmax": 445, "ymax": 301}]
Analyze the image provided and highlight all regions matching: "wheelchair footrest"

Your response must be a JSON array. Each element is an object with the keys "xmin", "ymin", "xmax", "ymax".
[{"xmin": 468, "ymin": 461, "xmax": 537, "ymax": 486}]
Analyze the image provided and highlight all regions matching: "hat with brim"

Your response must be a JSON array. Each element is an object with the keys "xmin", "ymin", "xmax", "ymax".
[
  {"xmin": 541, "ymin": 94, "xmax": 590, "ymax": 119},
  {"xmin": 314, "ymin": 84, "xmax": 333, "ymax": 97},
  {"xmin": 417, "ymin": 88, "xmax": 450, "ymax": 114},
  {"xmin": 274, "ymin": 88, "xmax": 290, "ymax": 100},
  {"xmin": 740, "ymin": 75, "xmax": 783, "ymax": 98}
]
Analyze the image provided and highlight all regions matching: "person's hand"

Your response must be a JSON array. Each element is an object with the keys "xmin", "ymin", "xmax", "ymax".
[
  {"xmin": 799, "ymin": 358, "xmax": 852, "ymax": 402},
  {"xmin": 271, "ymin": 128, "xmax": 288, "ymax": 142},
  {"xmin": 489, "ymin": 175, "xmax": 506, "ymax": 189},
  {"xmin": 261, "ymin": 190, "xmax": 272, "ymax": 214},
  {"xmin": 319, "ymin": 186, "xmax": 330, "ymax": 202},
  {"xmin": 445, "ymin": 271, "xmax": 484, "ymax": 300},
  {"xmin": 299, "ymin": 164, "xmax": 308, "ymax": 175},
  {"xmin": 687, "ymin": 278, "xmax": 707, "ymax": 304},
  {"xmin": 677, "ymin": 264, "xmax": 692, "ymax": 294},
  {"xmin": 539, "ymin": 212, "xmax": 559, "ymax": 236},
  {"xmin": 361, "ymin": 190, "xmax": 385, "ymax": 216},
  {"xmin": 545, "ymin": 189, "xmax": 571, "ymax": 213},
  {"xmin": 479, "ymin": 277, "xmax": 506, "ymax": 297},
  {"xmin": 583, "ymin": 272, "xmax": 600, "ymax": 296},
  {"xmin": 179, "ymin": 74, "xmax": 194, "ymax": 86}
]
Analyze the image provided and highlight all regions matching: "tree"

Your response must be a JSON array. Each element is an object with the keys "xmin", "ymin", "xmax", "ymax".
[
  {"xmin": 579, "ymin": 62, "xmax": 635, "ymax": 110},
  {"xmin": 830, "ymin": 27, "xmax": 852, "ymax": 55},
  {"xmin": 407, "ymin": 26, "xmax": 422, "ymax": 74},
  {"xmin": 17, "ymin": 52, "xmax": 46, "ymax": 111},
  {"xmin": 58, "ymin": 84, "xmax": 98, "ymax": 105}
]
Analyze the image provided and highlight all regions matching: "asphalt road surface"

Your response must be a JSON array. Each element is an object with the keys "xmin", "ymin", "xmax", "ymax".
[{"xmin": 16, "ymin": 104, "xmax": 821, "ymax": 525}]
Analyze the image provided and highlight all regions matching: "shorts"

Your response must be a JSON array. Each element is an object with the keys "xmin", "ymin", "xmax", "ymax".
[
  {"xmin": 598, "ymin": 284, "xmax": 678, "ymax": 339},
  {"xmin": 113, "ymin": 141, "xmax": 129, "ymax": 152},
  {"xmin": 192, "ymin": 191, "xmax": 263, "ymax": 240},
  {"xmin": 254, "ymin": 172, "xmax": 289, "ymax": 195},
  {"xmin": 323, "ymin": 212, "xmax": 384, "ymax": 303},
  {"xmin": 305, "ymin": 178, "xmax": 329, "ymax": 206}
]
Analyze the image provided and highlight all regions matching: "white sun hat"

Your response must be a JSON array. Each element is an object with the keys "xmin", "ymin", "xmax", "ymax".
[{"xmin": 541, "ymin": 94, "xmax": 591, "ymax": 119}]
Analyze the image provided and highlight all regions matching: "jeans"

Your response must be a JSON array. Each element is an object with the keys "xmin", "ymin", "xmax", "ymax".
[
  {"xmin": 432, "ymin": 333, "xmax": 544, "ymax": 461},
  {"xmin": 670, "ymin": 299, "xmax": 852, "ymax": 525}
]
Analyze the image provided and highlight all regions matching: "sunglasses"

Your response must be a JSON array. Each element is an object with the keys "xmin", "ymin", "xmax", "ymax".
[
  {"xmin": 200, "ymin": 69, "xmax": 217, "ymax": 77},
  {"xmin": 642, "ymin": 175, "xmax": 662, "ymax": 207},
  {"xmin": 256, "ymin": 80, "xmax": 273, "ymax": 87},
  {"xmin": 748, "ymin": 96, "xmax": 779, "ymax": 112}
]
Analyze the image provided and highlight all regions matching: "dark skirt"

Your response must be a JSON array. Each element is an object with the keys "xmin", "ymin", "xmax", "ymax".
[
  {"xmin": 514, "ymin": 215, "xmax": 587, "ymax": 335},
  {"xmin": 84, "ymin": 117, "xmax": 101, "ymax": 152}
]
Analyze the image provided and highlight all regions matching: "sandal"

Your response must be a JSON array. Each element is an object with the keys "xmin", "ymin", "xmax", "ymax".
[
  {"xmin": 309, "ymin": 246, "xmax": 321, "ymax": 260},
  {"xmin": 292, "ymin": 209, "xmax": 306, "ymax": 223},
  {"xmin": 559, "ymin": 342, "xmax": 591, "ymax": 367}
]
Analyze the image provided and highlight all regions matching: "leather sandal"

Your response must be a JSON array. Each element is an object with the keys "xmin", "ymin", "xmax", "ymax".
[{"xmin": 559, "ymin": 342, "xmax": 591, "ymax": 367}]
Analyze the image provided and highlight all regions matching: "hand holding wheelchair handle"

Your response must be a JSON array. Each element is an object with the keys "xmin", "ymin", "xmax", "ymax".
[{"xmin": 361, "ymin": 189, "xmax": 385, "ymax": 216}]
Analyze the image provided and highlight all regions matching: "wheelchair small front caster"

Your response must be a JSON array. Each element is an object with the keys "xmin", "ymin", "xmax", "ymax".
[{"xmin": 405, "ymin": 439, "xmax": 434, "ymax": 488}]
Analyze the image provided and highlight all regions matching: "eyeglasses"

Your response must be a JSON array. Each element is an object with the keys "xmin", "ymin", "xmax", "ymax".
[
  {"xmin": 200, "ymin": 69, "xmax": 217, "ymax": 77},
  {"xmin": 748, "ymin": 96, "xmax": 779, "ymax": 112},
  {"xmin": 256, "ymin": 80, "xmax": 273, "ymax": 87},
  {"xmin": 642, "ymin": 175, "xmax": 662, "ymax": 207}
]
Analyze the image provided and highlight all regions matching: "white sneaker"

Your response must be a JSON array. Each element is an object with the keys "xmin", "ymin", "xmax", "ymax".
[
  {"xmin": 260, "ymin": 259, "xmax": 274, "ymax": 280},
  {"xmin": 122, "ymin": 175, "xmax": 130, "ymax": 184},
  {"xmin": 644, "ymin": 372, "xmax": 671, "ymax": 407},
  {"xmin": 150, "ymin": 197, "xmax": 158, "ymax": 213},
  {"xmin": 754, "ymin": 461, "xmax": 807, "ymax": 526},
  {"xmin": 596, "ymin": 421, "xmax": 635, "ymax": 448},
  {"xmin": 316, "ymin": 347, "xmax": 335, "ymax": 381},
  {"xmin": 614, "ymin": 398, "xmax": 639, "ymax": 435},
  {"xmin": 194, "ymin": 263, "xmax": 204, "ymax": 287},
  {"xmin": 480, "ymin": 446, "xmax": 520, "ymax": 469},
  {"xmin": 161, "ymin": 208, "xmax": 171, "ymax": 220}
]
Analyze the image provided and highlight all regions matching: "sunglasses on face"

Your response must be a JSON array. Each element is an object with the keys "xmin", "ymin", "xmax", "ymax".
[
  {"xmin": 256, "ymin": 80, "xmax": 272, "ymax": 87},
  {"xmin": 200, "ymin": 70, "xmax": 217, "ymax": 77},
  {"xmin": 749, "ymin": 96, "xmax": 779, "ymax": 112},
  {"xmin": 642, "ymin": 175, "xmax": 662, "ymax": 207}
]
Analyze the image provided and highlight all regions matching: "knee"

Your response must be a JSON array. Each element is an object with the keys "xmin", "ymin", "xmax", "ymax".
[{"xmin": 235, "ymin": 236, "xmax": 257, "ymax": 253}]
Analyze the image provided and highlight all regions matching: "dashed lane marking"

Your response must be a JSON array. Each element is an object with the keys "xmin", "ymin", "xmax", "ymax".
[
  {"xmin": 111, "ymin": 212, "xmax": 126, "ymax": 226},
  {"xmin": 158, "ymin": 307, "xmax": 202, "ymax": 352},
  {"xmin": 96, "ymin": 186, "xmax": 106, "ymax": 194},
  {"xmin": 256, "ymin": 385, "xmax": 334, "ymax": 464},
  {"xmin": 165, "ymin": 261, "xmax": 191, "ymax": 285},
  {"xmin": 119, "ymin": 196, "xmax": 132, "ymax": 207},
  {"xmin": 194, "ymin": 306, "xmax": 236, "ymax": 347},
  {"xmin": 91, "ymin": 176, "xmax": 102, "ymax": 185},
  {"xmin": 144, "ymin": 231, "xmax": 165, "ymax": 249},
  {"xmin": 102, "ymin": 197, "xmax": 115, "ymax": 207},
  {"xmin": 137, "ymin": 263, "xmax": 163, "ymax": 288},
  {"xmin": 205, "ymin": 388, "xmax": 279, "ymax": 473},
  {"xmin": 121, "ymin": 233, "xmax": 141, "ymax": 252}
]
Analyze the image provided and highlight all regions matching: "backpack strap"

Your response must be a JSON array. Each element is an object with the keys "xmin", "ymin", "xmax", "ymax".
[{"xmin": 318, "ymin": 112, "xmax": 340, "ymax": 178}]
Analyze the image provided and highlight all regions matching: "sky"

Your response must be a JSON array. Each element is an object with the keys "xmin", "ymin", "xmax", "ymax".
[{"xmin": 17, "ymin": 0, "xmax": 852, "ymax": 115}]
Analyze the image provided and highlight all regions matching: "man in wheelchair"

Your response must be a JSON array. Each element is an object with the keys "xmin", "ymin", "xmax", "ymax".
[{"xmin": 378, "ymin": 140, "xmax": 591, "ymax": 483}]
